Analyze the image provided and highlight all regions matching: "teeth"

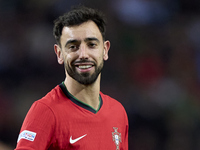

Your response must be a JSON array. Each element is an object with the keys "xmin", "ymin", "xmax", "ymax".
[{"xmin": 78, "ymin": 65, "xmax": 92, "ymax": 69}]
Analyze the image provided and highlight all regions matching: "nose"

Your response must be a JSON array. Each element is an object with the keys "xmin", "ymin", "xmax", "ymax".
[{"xmin": 79, "ymin": 44, "xmax": 89, "ymax": 60}]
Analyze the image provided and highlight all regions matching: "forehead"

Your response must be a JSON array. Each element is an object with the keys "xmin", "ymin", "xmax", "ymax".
[{"xmin": 60, "ymin": 21, "xmax": 102, "ymax": 46}]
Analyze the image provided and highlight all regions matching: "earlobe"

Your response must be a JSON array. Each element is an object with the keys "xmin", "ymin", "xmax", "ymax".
[
  {"xmin": 54, "ymin": 44, "xmax": 64, "ymax": 64},
  {"xmin": 103, "ymin": 40, "xmax": 110, "ymax": 61}
]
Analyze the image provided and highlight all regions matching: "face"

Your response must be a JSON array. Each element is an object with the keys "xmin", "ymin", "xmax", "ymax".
[{"xmin": 54, "ymin": 21, "xmax": 110, "ymax": 85}]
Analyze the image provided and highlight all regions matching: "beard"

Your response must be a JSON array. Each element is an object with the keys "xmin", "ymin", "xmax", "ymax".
[{"xmin": 64, "ymin": 59, "xmax": 104, "ymax": 85}]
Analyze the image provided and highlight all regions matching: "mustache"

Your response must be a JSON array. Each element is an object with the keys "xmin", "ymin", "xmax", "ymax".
[{"xmin": 72, "ymin": 59, "xmax": 96, "ymax": 65}]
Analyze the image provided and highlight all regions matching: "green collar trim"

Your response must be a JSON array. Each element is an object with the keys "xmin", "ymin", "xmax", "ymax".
[{"xmin": 61, "ymin": 82, "xmax": 102, "ymax": 113}]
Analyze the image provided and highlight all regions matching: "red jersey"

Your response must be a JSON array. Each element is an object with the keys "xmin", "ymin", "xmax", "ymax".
[{"xmin": 15, "ymin": 83, "xmax": 128, "ymax": 150}]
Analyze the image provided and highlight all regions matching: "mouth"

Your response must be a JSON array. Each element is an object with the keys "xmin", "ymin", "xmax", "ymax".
[
  {"xmin": 78, "ymin": 65, "xmax": 93, "ymax": 69},
  {"xmin": 74, "ymin": 62, "xmax": 95, "ymax": 72}
]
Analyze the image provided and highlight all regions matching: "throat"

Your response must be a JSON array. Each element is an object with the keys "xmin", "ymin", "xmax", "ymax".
[
  {"xmin": 61, "ymin": 82, "xmax": 102, "ymax": 113},
  {"xmin": 76, "ymin": 94, "xmax": 101, "ymax": 111}
]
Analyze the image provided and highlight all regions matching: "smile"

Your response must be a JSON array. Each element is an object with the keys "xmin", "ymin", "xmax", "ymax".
[{"xmin": 78, "ymin": 65, "xmax": 93, "ymax": 69}]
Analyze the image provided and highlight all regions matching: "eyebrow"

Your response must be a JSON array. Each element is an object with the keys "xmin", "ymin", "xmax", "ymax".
[
  {"xmin": 84, "ymin": 37, "xmax": 100, "ymax": 43},
  {"xmin": 65, "ymin": 39, "xmax": 78, "ymax": 47},
  {"xmin": 65, "ymin": 37, "xmax": 100, "ymax": 47}
]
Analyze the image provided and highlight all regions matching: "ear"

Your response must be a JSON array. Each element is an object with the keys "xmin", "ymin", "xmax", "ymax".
[
  {"xmin": 54, "ymin": 44, "xmax": 64, "ymax": 64},
  {"xmin": 103, "ymin": 40, "xmax": 110, "ymax": 61}
]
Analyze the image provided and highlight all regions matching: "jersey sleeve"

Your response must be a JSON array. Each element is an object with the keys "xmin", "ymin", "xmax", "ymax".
[{"xmin": 15, "ymin": 101, "xmax": 55, "ymax": 150}]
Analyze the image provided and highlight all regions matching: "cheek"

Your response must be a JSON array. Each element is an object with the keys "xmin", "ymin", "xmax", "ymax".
[
  {"xmin": 65, "ymin": 57, "xmax": 73, "ymax": 67},
  {"xmin": 63, "ymin": 52, "xmax": 73, "ymax": 62},
  {"xmin": 66, "ymin": 55, "xmax": 73, "ymax": 61},
  {"xmin": 97, "ymin": 54, "xmax": 104, "ymax": 64},
  {"xmin": 64, "ymin": 53, "xmax": 79, "ymax": 66}
]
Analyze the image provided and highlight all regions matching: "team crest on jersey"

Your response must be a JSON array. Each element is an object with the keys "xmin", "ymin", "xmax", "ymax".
[{"xmin": 112, "ymin": 127, "xmax": 121, "ymax": 150}]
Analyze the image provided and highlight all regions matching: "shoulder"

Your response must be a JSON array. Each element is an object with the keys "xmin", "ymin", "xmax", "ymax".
[
  {"xmin": 26, "ymin": 84, "xmax": 68, "ymax": 117},
  {"xmin": 100, "ymin": 92, "xmax": 129, "ymax": 126},
  {"xmin": 23, "ymin": 85, "xmax": 67, "ymax": 126},
  {"xmin": 100, "ymin": 92, "xmax": 123, "ymax": 106},
  {"xmin": 37, "ymin": 85, "xmax": 66, "ymax": 107},
  {"xmin": 100, "ymin": 92, "xmax": 127, "ymax": 113}
]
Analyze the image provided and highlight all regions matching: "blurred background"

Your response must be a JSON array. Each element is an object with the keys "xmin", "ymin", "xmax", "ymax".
[{"xmin": 1, "ymin": 0, "xmax": 200, "ymax": 149}]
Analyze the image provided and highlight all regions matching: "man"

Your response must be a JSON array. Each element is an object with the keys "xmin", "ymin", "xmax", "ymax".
[{"xmin": 15, "ymin": 6, "xmax": 128, "ymax": 150}]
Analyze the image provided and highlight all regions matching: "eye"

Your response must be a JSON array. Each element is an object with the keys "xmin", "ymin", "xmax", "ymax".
[
  {"xmin": 68, "ymin": 44, "xmax": 78, "ymax": 51},
  {"xmin": 70, "ymin": 45, "xmax": 76, "ymax": 49},
  {"xmin": 88, "ymin": 42, "xmax": 97, "ymax": 48}
]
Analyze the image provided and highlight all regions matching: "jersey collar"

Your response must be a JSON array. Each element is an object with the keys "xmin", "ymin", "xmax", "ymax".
[{"xmin": 59, "ymin": 82, "xmax": 103, "ymax": 114}]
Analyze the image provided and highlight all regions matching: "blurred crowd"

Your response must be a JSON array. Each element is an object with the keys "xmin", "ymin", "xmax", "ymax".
[{"xmin": 1, "ymin": 0, "xmax": 200, "ymax": 149}]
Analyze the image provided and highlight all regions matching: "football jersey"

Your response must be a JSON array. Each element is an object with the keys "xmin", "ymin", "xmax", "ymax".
[{"xmin": 15, "ymin": 83, "xmax": 129, "ymax": 150}]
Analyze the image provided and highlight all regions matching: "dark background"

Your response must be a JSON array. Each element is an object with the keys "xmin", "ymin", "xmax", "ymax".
[{"xmin": 1, "ymin": 0, "xmax": 200, "ymax": 149}]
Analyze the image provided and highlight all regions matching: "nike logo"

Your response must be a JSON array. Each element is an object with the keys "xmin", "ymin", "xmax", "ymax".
[{"xmin": 69, "ymin": 134, "xmax": 87, "ymax": 144}]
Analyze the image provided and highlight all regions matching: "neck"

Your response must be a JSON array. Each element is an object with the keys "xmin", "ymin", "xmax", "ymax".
[{"xmin": 64, "ymin": 75, "xmax": 101, "ymax": 110}]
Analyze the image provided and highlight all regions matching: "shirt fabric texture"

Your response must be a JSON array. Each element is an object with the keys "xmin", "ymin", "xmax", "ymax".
[{"xmin": 15, "ymin": 83, "xmax": 129, "ymax": 150}]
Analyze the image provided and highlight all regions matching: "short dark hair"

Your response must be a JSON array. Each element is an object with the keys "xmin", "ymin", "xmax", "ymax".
[{"xmin": 53, "ymin": 5, "xmax": 107, "ymax": 46}]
